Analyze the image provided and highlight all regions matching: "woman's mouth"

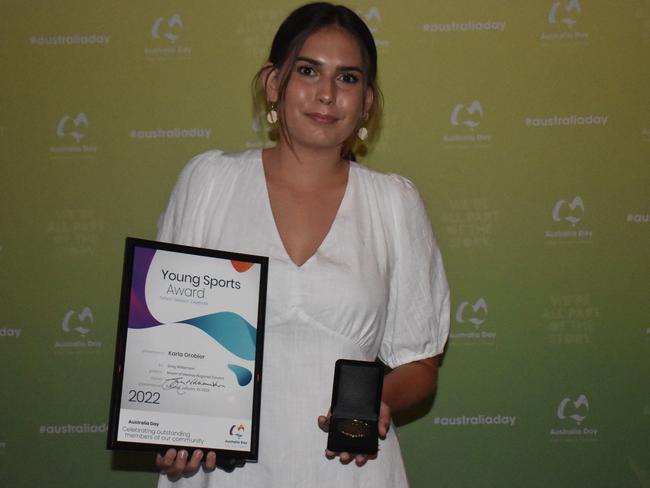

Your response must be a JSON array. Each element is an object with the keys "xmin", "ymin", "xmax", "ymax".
[{"xmin": 305, "ymin": 112, "xmax": 339, "ymax": 124}]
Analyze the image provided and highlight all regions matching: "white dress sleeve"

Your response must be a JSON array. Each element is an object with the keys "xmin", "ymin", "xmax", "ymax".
[
  {"xmin": 378, "ymin": 175, "xmax": 450, "ymax": 369},
  {"xmin": 156, "ymin": 150, "xmax": 224, "ymax": 244}
]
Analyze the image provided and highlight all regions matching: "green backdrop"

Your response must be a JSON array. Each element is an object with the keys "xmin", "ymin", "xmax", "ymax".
[{"xmin": 1, "ymin": 1, "xmax": 649, "ymax": 487}]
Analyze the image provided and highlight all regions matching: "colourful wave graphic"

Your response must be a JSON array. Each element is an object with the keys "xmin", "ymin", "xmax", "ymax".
[
  {"xmin": 228, "ymin": 363, "xmax": 253, "ymax": 386},
  {"xmin": 128, "ymin": 246, "xmax": 159, "ymax": 327},
  {"xmin": 183, "ymin": 312, "xmax": 256, "ymax": 361},
  {"xmin": 231, "ymin": 260, "xmax": 254, "ymax": 273},
  {"xmin": 128, "ymin": 246, "xmax": 255, "ymax": 382}
]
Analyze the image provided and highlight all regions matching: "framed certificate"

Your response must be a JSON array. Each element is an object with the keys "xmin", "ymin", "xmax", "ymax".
[{"xmin": 107, "ymin": 238, "xmax": 268, "ymax": 461}]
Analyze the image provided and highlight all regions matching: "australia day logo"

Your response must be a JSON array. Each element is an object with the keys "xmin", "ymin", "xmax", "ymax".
[
  {"xmin": 145, "ymin": 14, "xmax": 191, "ymax": 57},
  {"xmin": 55, "ymin": 306, "xmax": 102, "ymax": 350},
  {"xmin": 57, "ymin": 113, "xmax": 88, "ymax": 143},
  {"xmin": 548, "ymin": 0, "xmax": 581, "ymax": 28},
  {"xmin": 557, "ymin": 394, "xmax": 589, "ymax": 424},
  {"xmin": 49, "ymin": 112, "xmax": 97, "ymax": 156},
  {"xmin": 152, "ymin": 14, "xmax": 183, "ymax": 44},
  {"xmin": 545, "ymin": 196, "xmax": 592, "ymax": 242},
  {"xmin": 450, "ymin": 297, "xmax": 496, "ymax": 343},
  {"xmin": 456, "ymin": 298, "xmax": 488, "ymax": 327},
  {"xmin": 550, "ymin": 393, "xmax": 598, "ymax": 440},
  {"xmin": 552, "ymin": 196, "xmax": 584, "ymax": 227},
  {"xmin": 225, "ymin": 423, "xmax": 247, "ymax": 446},
  {"xmin": 541, "ymin": 0, "xmax": 589, "ymax": 42},
  {"xmin": 442, "ymin": 100, "xmax": 492, "ymax": 146},
  {"xmin": 356, "ymin": 7, "xmax": 388, "ymax": 46},
  {"xmin": 229, "ymin": 424, "xmax": 245, "ymax": 438},
  {"xmin": 451, "ymin": 101, "xmax": 483, "ymax": 130}
]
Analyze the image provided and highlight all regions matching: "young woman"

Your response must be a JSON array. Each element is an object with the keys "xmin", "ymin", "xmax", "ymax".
[{"xmin": 155, "ymin": 3, "xmax": 449, "ymax": 487}]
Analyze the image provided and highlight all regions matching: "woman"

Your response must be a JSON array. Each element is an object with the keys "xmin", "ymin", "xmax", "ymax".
[{"xmin": 156, "ymin": 3, "xmax": 449, "ymax": 487}]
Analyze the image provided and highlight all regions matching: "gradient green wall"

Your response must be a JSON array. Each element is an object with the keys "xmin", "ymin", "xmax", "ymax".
[{"xmin": 1, "ymin": 1, "xmax": 649, "ymax": 487}]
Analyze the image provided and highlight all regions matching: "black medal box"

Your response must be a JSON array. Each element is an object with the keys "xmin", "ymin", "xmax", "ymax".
[{"xmin": 327, "ymin": 359, "xmax": 384, "ymax": 455}]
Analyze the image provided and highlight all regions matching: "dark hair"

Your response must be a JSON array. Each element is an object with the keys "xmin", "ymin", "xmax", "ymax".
[{"xmin": 253, "ymin": 2, "xmax": 382, "ymax": 158}]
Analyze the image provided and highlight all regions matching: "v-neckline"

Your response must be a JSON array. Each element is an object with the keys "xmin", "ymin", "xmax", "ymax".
[{"xmin": 257, "ymin": 150, "xmax": 353, "ymax": 269}]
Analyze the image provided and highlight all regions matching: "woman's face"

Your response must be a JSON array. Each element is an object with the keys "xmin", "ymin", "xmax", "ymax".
[{"xmin": 271, "ymin": 26, "xmax": 372, "ymax": 153}]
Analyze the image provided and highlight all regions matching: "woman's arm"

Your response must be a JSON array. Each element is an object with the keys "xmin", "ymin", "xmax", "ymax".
[{"xmin": 382, "ymin": 356, "xmax": 439, "ymax": 414}]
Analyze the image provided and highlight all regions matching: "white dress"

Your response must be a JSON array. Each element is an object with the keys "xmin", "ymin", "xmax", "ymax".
[{"xmin": 156, "ymin": 149, "xmax": 449, "ymax": 488}]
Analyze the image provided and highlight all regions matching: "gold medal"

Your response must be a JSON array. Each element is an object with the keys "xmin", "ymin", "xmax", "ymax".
[{"xmin": 337, "ymin": 419, "xmax": 370, "ymax": 439}]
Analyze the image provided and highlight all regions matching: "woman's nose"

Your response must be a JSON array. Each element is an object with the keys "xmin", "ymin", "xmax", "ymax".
[{"xmin": 318, "ymin": 78, "xmax": 335, "ymax": 105}]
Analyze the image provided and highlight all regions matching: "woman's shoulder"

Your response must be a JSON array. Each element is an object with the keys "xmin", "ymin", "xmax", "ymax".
[
  {"xmin": 174, "ymin": 149, "xmax": 260, "ymax": 190},
  {"xmin": 180, "ymin": 148, "xmax": 260, "ymax": 175},
  {"xmin": 351, "ymin": 161, "xmax": 421, "ymax": 205}
]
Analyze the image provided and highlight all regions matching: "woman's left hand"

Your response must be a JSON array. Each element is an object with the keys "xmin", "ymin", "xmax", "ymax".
[{"xmin": 317, "ymin": 401, "xmax": 391, "ymax": 466}]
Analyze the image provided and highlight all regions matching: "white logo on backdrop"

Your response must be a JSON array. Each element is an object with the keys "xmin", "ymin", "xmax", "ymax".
[
  {"xmin": 152, "ymin": 14, "xmax": 183, "ymax": 43},
  {"xmin": 548, "ymin": 0, "xmax": 581, "ymax": 28},
  {"xmin": 552, "ymin": 196, "xmax": 584, "ymax": 227},
  {"xmin": 62, "ymin": 307, "xmax": 94, "ymax": 337},
  {"xmin": 57, "ymin": 113, "xmax": 88, "ymax": 143},
  {"xmin": 355, "ymin": 7, "xmax": 388, "ymax": 46},
  {"xmin": 365, "ymin": 7, "xmax": 381, "ymax": 25},
  {"xmin": 356, "ymin": 7, "xmax": 381, "ymax": 33},
  {"xmin": 557, "ymin": 394, "xmax": 589, "ymax": 424},
  {"xmin": 451, "ymin": 101, "xmax": 483, "ymax": 130},
  {"xmin": 455, "ymin": 298, "xmax": 488, "ymax": 327}
]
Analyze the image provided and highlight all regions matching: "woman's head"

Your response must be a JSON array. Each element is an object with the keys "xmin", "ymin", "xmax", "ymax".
[{"xmin": 254, "ymin": 3, "xmax": 382, "ymax": 157}]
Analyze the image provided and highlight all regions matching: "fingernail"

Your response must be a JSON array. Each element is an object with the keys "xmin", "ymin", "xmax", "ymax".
[{"xmin": 179, "ymin": 450, "xmax": 188, "ymax": 459}]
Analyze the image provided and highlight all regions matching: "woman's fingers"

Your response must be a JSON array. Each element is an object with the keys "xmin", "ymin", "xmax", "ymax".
[
  {"xmin": 204, "ymin": 451, "xmax": 217, "ymax": 471},
  {"xmin": 378, "ymin": 401, "xmax": 391, "ymax": 439},
  {"xmin": 156, "ymin": 448, "xmax": 178, "ymax": 472},
  {"xmin": 170, "ymin": 449, "xmax": 189, "ymax": 477},
  {"xmin": 354, "ymin": 454, "xmax": 368, "ymax": 466},
  {"xmin": 317, "ymin": 414, "xmax": 330, "ymax": 432},
  {"xmin": 338, "ymin": 451, "xmax": 353, "ymax": 464},
  {"xmin": 156, "ymin": 448, "xmax": 215, "ymax": 479},
  {"xmin": 182, "ymin": 449, "xmax": 204, "ymax": 475}
]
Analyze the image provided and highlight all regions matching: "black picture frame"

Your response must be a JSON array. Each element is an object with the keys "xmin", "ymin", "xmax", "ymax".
[{"xmin": 107, "ymin": 237, "xmax": 268, "ymax": 461}]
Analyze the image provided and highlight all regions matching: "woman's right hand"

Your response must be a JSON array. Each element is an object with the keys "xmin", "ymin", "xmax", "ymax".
[{"xmin": 156, "ymin": 448, "xmax": 217, "ymax": 480}]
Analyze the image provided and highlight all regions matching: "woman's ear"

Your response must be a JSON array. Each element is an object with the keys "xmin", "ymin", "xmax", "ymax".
[
  {"xmin": 364, "ymin": 86, "xmax": 374, "ymax": 116},
  {"xmin": 262, "ymin": 62, "xmax": 279, "ymax": 104}
]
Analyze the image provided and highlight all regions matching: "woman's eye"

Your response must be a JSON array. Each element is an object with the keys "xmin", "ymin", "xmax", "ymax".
[
  {"xmin": 297, "ymin": 65, "xmax": 316, "ymax": 76},
  {"xmin": 339, "ymin": 73, "xmax": 359, "ymax": 84}
]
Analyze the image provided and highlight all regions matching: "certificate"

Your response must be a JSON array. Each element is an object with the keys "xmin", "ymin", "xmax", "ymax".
[{"xmin": 107, "ymin": 238, "xmax": 267, "ymax": 460}]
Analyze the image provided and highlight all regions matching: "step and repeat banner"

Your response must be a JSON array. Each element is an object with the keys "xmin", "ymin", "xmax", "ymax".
[{"xmin": 1, "ymin": 1, "xmax": 648, "ymax": 487}]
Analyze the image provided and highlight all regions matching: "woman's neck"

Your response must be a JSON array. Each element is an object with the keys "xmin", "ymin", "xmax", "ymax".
[{"xmin": 263, "ymin": 142, "xmax": 348, "ymax": 191}]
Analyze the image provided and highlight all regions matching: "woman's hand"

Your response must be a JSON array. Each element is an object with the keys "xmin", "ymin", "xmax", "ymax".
[
  {"xmin": 155, "ymin": 448, "xmax": 217, "ymax": 480},
  {"xmin": 317, "ymin": 401, "xmax": 391, "ymax": 466}
]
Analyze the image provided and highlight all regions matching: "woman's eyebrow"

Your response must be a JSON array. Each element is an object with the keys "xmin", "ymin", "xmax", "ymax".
[{"xmin": 295, "ymin": 56, "xmax": 363, "ymax": 73}]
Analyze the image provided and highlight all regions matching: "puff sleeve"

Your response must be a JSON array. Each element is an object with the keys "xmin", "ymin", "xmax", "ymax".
[{"xmin": 378, "ymin": 176, "xmax": 450, "ymax": 369}]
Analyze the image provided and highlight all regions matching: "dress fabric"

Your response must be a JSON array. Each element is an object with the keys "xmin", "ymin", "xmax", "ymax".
[{"xmin": 156, "ymin": 149, "xmax": 449, "ymax": 488}]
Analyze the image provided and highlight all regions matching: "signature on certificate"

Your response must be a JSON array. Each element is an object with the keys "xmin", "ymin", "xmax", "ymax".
[{"xmin": 162, "ymin": 376, "xmax": 225, "ymax": 394}]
